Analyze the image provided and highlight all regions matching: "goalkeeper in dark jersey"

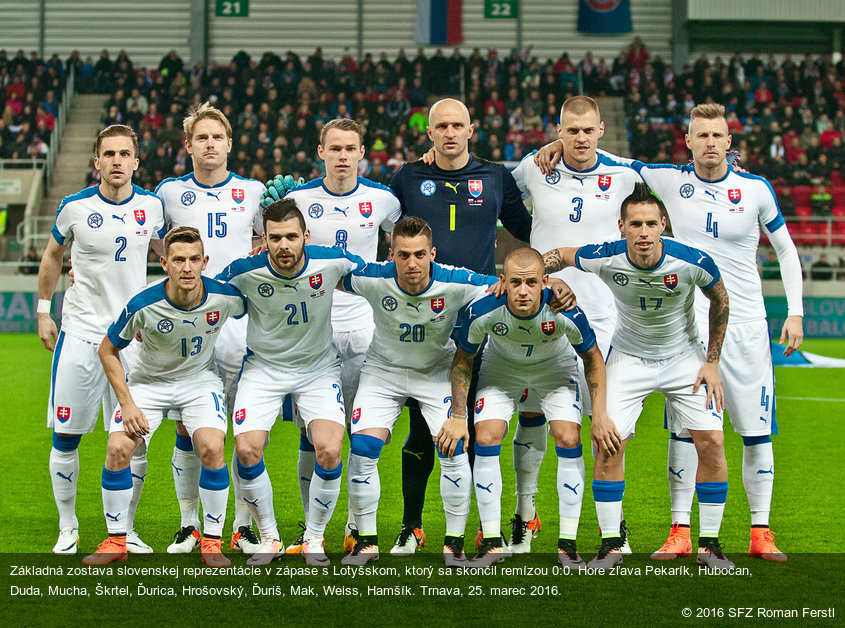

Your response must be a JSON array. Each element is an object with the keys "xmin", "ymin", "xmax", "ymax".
[{"xmin": 387, "ymin": 98, "xmax": 532, "ymax": 557}]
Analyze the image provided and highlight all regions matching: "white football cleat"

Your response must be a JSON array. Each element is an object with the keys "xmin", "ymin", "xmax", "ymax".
[{"xmin": 52, "ymin": 527, "xmax": 79, "ymax": 554}]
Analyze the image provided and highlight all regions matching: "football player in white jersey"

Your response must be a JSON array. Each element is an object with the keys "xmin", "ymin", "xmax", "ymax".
[
  {"xmin": 451, "ymin": 247, "xmax": 615, "ymax": 567},
  {"xmin": 216, "ymin": 199, "xmax": 365, "ymax": 567},
  {"xmin": 543, "ymin": 183, "xmax": 734, "ymax": 569},
  {"xmin": 265, "ymin": 118, "xmax": 401, "ymax": 554},
  {"xmin": 507, "ymin": 96, "xmax": 642, "ymax": 552},
  {"xmin": 82, "ymin": 227, "xmax": 246, "ymax": 567},
  {"xmin": 38, "ymin": 125, "xmax": 165, "ymax": 555},
  {"xmin": 155, "ymin": 103, "xmax": 265, "ymax": 555},
  {"xmin": 339, "ymin": 216, "xmax": 497, "ymax": 567}
]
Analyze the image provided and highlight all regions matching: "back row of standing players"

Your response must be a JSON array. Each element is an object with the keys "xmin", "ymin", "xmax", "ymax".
[{"xmin": 39, "ymin": 95, "xmax": 802, "ymax": 566}]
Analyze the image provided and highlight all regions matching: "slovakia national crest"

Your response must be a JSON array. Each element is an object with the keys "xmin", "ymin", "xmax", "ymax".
[
  {"xmin": 206, "ymin": 311, "xmax": 220, "ymax": 326},
  {"xmin": 663, "ymin": 274, "xmax": 679, "ymax": 289},
  {"xmin": 309, "ymin": 274, "xmax": 323, "ymax": 290},
  {"xmin": 598, "ymin": 175, "xmax": 612, "ymax": 191},
  {"xmin": 234, "ymin": 409, "xmax": 246, "ymax": 425},
  {"xmin": 728, "ymin": 189, "xmax": 742, "ymax": 204},
  {"xmin": 359, "ymin": 202, "xmax": 373, "ymax": 218},
  {"xmin": 430, "ymin": 298, "xmax": 444, "ymax": 313},
  {"xmin": 475, "ymin": 398, "xmax": 484, "ymax": 414},
  {"xmin": 468, "ymin": 180, "xmax": 483, "ymax": 198},
  {"xmin": 520, "ymin": 388, "xmax": 529, "ymax": 402},
  {"xmin": 57, "ymin": 406, "xmax": 71, "ymax": 422},
  {"xmin": 114, "ymin": 410, "xmax": 122, "ymax": 424},
  {"xmin": 541, "ymin": 321, "xmax": 556, "ymax": 336},
  {"xmin": 232, "ymin": 188, "xmax": 245, "ymax": 203},
  {"xmin": 351, "ymin": 408, "xmax": 361, "ymax": 424},
  {"xmin": 133, "ymin": 209, "xmax": 146, "ymax": 225}
]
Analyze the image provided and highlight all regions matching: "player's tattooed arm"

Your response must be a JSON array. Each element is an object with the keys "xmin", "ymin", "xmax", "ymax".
[
  {"xmin": 448, "ymin": 347, "xmax": 475, "ymax": 419},
  {"xmin": 579, "ymin": 344, "xmax": 622, "ymax": 456},
  {"xmin": 542, "ymin": 247, "xmax": 578, "ymax": 275},
  {"xmin": 696, "ymin": 277, "xmax": 729, "ymax": 412},
  {"xmin": 702, "ymin": 277, "xmax": 729, "ymax": 365}
]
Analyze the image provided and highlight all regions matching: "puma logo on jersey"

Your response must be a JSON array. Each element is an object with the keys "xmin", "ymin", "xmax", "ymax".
[
  {"xmin": 112, "ymin": 214, "xmax": 126, "ymax": 223},
  {"xmin": 333, "ymin": 206, "xmax": 349, "ymax": 216},
  {"xmin": 444, "ymin": 182, "xmax": 459, "ymax": 194},
  {"xmin": 206, "ymin": 191, "xmax": 221, "ymax": 200},
  {"xmin": 406, "ymin": 302, "xmax": 421, "ymax": 312},
  {"xmin": 183, "ymin": 318, "xmax": 197, "ymax": 327},
  {"xmin": 704, "ymin": 190, "xmax": 718, "ymax": 201},
  {"xmin": 518, "ymin": 325, "xmax": 532, "ymax": 334}
]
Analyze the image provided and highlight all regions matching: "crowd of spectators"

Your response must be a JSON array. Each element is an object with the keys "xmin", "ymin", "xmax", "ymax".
[{"xmin": 0, "ymin": 49, "xmax": 66, "ymax": 161}]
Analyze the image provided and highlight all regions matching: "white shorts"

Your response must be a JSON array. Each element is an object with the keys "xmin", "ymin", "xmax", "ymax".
[
  {"xmin": 108, "ymin": 371, "xmax": 227, "ymax": 444},
  {"xmin": 214, "ymin": 315, "xmax": 248, "ymax": 406},
  {"xmin": 520, "ymin": 311, "xmax": 616, "ymax": 417},
  {"xmin": 232, "ymin": 359, "xmax": 345, "ymax": 436},
  {"xmin": 350, "ymin": 361, "xmax": 452, "ymax": 437},
  {"xmin": 334, "ymin": 324, "xmax": 374, "ymax": 416},
  {"xmin": 606, "ymin": 346, "xmax": 723, "ymax": 440},
  {"xmin": 475, "ymin": 355, "xmax": 582, "ymax": 425},
  {"xmin": 47, "ymin": 331, "xmax": 135, "ymax": 435}
]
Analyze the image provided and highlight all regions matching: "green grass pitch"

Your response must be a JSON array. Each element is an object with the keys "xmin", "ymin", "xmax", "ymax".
[{"xmin": 1, "ymin": 335, "xmax": 843, "ymax": 625}]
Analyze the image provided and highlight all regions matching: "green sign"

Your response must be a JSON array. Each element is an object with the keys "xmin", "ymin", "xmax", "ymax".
[
  {"xmin": 215, "ymin": 0, "xmax": 249, "ymax": 17},
  {"xmin": 484, "ymin": 0, "xmax": 518, "ymax": 19}
]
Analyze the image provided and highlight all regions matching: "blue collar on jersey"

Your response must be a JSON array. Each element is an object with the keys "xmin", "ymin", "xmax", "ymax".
[
  {"xmin": 161, "ymin": 276, "xmax": 209, "ymax": 311},
  {"xmin": 625, "ymin": 237, "xmax": 667, "ymax": 271},
  {"xmin": 262, "ymin": 249, "xmax": 310, "ymax": 280},
  {"xmin": 392, "ymin": 262, "xmax": 436, "ymax": 296},
  {"xmin": 692, "ymin": 164, "xmax": 732, "ymax": 185},
  {"xmin": 96, "ymin": 184, "xmax": 137, "ymax": 206},
  {"xmin": 560, "ymin": 154, "xmax": 603, "ymax": 174},
  {"xmin": 320, "ymin": 178, "xmax": 360, "ymax": 197},
  {"xmin": 190, "ymin": 171, "xmax": 234, "ymax": 189},
  {"xmin": 505, "ymin": 287, "xmax": 553, "ymax": 321}
]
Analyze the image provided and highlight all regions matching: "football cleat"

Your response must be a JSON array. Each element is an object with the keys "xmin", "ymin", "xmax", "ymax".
[
  {"xmin": 697, "ymin": 537, "xmax": 735, "ymax": 569},
  {"xmin": 443, "ymin": 535, "xmax": 467, "ymax": 567},
  {"xmin": 82, "ymin": 536, "xmax": 127, "ymax": 565},
  {"xmin": 342, "ymin": 530, "xmax": 379, "ymax": 566},
  {"xmin": 247, "ymin": 539, "xmax": 284, "ymax": 566},
  {"xmin": 201, "ymin": 537, "xmax": 231, "ymax": 567},
  {"xmin": 557, "ymin": 538, "xmax": 584, "ymax": 568},
  {"xmin": 286, "ymin": 522, "xmax": 307, "ymax": 555},
  {"xmin": 343, "ymin": 523, "xmax": 357, "ymax": 553},
  {"xmin": 474, "ymin": 525, "xmax": 484, "ymax": 550},
  {"xmin": 587, "ymin": 536, "xmax": 624, "ymax": 569},
  {"xmin": 303, "ymin": 537, "xmax": 330, "ymax": 566},
  {"xmin": 167, "ymin": 526, "xmax": 201, "ymax": 554},
  {"xmin": 390, "ymin": 526, "xmax": 426, "ymax": 556},
  {"xmin": 231, "ymin": 525, "xmax": 261, "ymax": 555},
  {"xmin": 52, "ymin": 527, "xmax": 79, "ymax": 554},
  {"xmin": 126, "ymin": 529, "xmax": 153, "ymax": 554},
  {"xmin": 650, "ymin": 522, "xmax": 692, "ymax": 560},
  {"xmin": 509, "ymin": 513, "xmax": 541, "ymax": 554},
  {"xmin": 472, "ymin": 536, "xmax": 506, "ymax": 567},
  {"xmin": 749, "ymin": 528, "xmax": 787, "ymax": 562},
  {"xmin": 619, "ymin": 518, "xmax": 632, "ymax": 555}
]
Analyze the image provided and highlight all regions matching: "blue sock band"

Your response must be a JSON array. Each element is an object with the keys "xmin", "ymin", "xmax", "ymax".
[
  {"xmin": 670, "ymin": 433, "xmax": 695, "ymax": 444},
  {"xmin": 696, "ymin": 481, "xmax": 728, "ymax": 504},
  {"xmin": 555, "ymin": 444, "xmax": 583, "ymax": 458},
  {"xmin": 299, "ymin": 433, "xmax": 315, "ymax": 452},
  {"xmin": 52, "ymin": 432, "xmax": 81, "ymax": 452},
  {"xmin": 518, "ymin": 413, "xmax": 547, "ymax": 427},
  {"xmin": 437, "ymin": 439, "xmax": 465, "ymax": 458},
  {"xmin": 474, "ymin": 443, "xmax": 502, "ymax": 457},
  {"xmin": 350, "ymin": 434, "xmax": 385, "ymax": 459},
  {"xmin": 200, "ymin": 464, "xmax": 230, "ymax": 490},
  {"xmin": 175, "ymin": 431, "xmax": 193, "ymax": 452},
  {"xmin": 742, "ymin": 435, "xmax": 772, "ymax": 446},
  {"xmin": 102, "ymin": 466, "xmax": 132, "ymax": 491},
  {"xmin": 315, "ymin": 461, "xmax": 342, "ymax": 480},
  {"xmin": 592, "ymin": 479, "xmax": 625, "ymax": 502},
  {"xmin": 237, "ymin": 457, "xmax": 266, "ymax": 480}
]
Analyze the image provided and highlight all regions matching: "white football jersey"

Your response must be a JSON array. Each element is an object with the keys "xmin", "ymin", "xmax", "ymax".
[
  {"xmin": 51, "ymin": 184, "xmax": 166, "ymax": 343},
  {"xmin": 512, "ymin": 152, "xmax": 643, "ymax": 322},
  {"xmin": 284, "ymin": 177, "xmax": 401, "ymax": 332},
  {"xmin": 216, "ymin": 245, "xmax": 365, "ymax": 373},
  {"xmin": 575, "ymin": 238, "xmax": 720, "ymax": 359},
  {"xmin": 156, "ymin": 172, "xmax": 265, "ymax": 277},
  {"xmin": 342, "ymin": 261, "xmax": 497, "ymax": 371},
  {"xmin": 632, "ymin": 162, "xmax": 788, "ymax": 324},
  {"xmin": 457, "ymin": 289, "xmax": 596, "ymax": 365},
  {"xmin": 107, "ymin": 276, "xmax": 246, "ymax": 384}
]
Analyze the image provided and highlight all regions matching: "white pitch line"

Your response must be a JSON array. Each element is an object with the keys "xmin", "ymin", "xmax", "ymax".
[{"xmin": 778, "ymin": 396, "xmax": 845, "ymax": 403}]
